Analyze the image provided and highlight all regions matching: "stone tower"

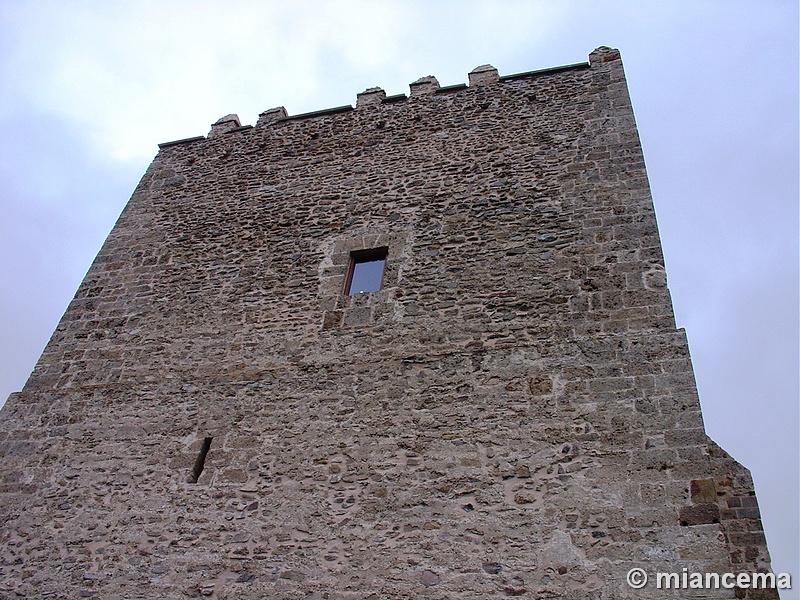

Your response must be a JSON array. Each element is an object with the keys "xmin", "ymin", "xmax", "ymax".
[{"xmin": 0, "ymin": 48, "xmax": 778, "ymax": 599}]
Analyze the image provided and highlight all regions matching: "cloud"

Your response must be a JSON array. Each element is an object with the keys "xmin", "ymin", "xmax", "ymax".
[
  {"xmin": 0, "ymin": 1, "xmax": 584, "ymax": 161},
  {"xmin": 1, "ymin": 1, "xmax": 420, "ymax": 160}
]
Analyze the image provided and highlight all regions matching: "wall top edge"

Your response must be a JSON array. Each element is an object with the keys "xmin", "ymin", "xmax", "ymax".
[{"xmin": 156, "ymin": 47, "xmax": 617, "ymax": 150}]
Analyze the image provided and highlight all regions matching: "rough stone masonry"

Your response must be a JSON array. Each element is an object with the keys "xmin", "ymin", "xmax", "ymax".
[{"xmin": 0, "ymin": 47, "xmax": 778, "ymax": 599}]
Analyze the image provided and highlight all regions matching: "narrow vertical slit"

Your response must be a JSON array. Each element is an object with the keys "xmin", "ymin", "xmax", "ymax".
[{"xmin": 189, "ymin": 437, "xmax": 213, "ymax": 483}]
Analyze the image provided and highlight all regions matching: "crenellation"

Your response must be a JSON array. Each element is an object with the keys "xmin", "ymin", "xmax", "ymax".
[
  {"xmin": 381, "ymin": 93, "xmax": 408, "ymax": 104},
  {"xmin": 435, "ymin": 83, "xmax": 468, "ymax": 94},
  {"xmin": 207, "ymin": 113, "xmax": 241, "ymax": 138},
  {"xmin": 156, "ymin": 135, "xmax": 204, "ymax": 149},
  {"xmin": 468, "ymin": 64, "xmax": 499, "ymax": 87},
  {"xmin": 409, "ymin": 75, "xmax": 440, "ymax": 96},
  {"xmin": 282, "ymin": 104, "xmax": 354, "ymax": 122},
  {"xmin": 356, "ymin": 86, "xmax": 386, "ymax": 108},
  {"xmin": 255, "ymin": 105, "xmax": 288, "ymax": 128}
]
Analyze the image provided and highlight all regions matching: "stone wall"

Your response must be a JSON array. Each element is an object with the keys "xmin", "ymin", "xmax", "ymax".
[{"xmin": 0, "ymin": 47, "xmax": 776, "ymax": 599}]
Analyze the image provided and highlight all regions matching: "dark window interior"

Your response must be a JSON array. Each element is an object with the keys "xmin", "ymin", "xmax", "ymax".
[{"xmin": 189, "ymin": 437, "xmax": 213, "ymax": 483}]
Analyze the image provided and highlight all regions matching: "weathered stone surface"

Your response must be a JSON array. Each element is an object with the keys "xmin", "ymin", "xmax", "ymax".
[
  {"xmin": 0, "ymin": 47, "xmax": 776, "ymax": 599},
  {"xmin": 680, "ymin": 503, "xmax": 722, "ymax": 526},
  {"xmin": 691, "ymin": 478, "xmax": 718, "ymax": 504}
]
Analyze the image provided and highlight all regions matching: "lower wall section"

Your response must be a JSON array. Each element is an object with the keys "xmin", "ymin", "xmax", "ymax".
[{"xmin": 0, "ymin": 336, "xmax": 776, "ymax": 599}]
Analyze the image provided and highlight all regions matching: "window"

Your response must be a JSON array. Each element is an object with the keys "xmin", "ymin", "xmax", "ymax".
[{"xmin": 345, "ymin": 247, "xmax": 388, "ymax": 295}]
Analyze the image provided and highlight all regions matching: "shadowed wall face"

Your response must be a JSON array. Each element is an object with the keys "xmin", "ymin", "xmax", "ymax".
[{"xmin": 0, "ymin": 48, "xmax": 776, "ymax": 599}]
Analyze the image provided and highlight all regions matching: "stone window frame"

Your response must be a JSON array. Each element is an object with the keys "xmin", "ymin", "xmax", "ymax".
[{"xmin": 318, "ymin": 229, "xmax": 412, "ymax": 329}]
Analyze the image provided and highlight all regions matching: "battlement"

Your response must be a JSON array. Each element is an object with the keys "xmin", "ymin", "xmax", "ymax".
[{"xmin": 158, "ymin": 47, "xmax": 620, "ymax": 149}]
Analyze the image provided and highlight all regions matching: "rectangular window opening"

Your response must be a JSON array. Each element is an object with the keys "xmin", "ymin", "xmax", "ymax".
[
  {"xmin": 345, "ymin": 247, "xmax": 388, "ymax": 295},
  {"xmin": 188, "ymin": 437, "xmax": 213, "ymax": 484}
]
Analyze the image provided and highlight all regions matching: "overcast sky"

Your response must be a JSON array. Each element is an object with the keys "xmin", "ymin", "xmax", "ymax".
[{"xmin": 0, "ymin": 0, "xmax": 797, "ymax": 590}]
